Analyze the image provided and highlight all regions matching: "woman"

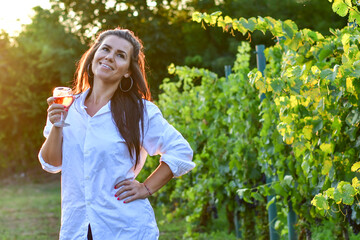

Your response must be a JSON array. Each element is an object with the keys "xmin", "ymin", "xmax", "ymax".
[{"xmin": 38, "ymin": 28, "xmax": 195, "ymax": 239}]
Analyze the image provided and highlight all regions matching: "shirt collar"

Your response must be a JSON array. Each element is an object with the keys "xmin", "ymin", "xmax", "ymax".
[
  {"xmin": 79, "ymin": 88, "xmax": 89, "ymax": 110},
  {"xmin": 76, "ymin": 88, "xmax": 111, "ymax": 117}
]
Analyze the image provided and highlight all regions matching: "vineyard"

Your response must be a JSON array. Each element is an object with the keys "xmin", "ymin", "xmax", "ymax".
[
  {"xmin": 1, "ymin": 0, "xmax": 360, "ymax": 239},
  {"xmin": 138, "ymin": 1, "xmax": 360, "ymax": 239}
]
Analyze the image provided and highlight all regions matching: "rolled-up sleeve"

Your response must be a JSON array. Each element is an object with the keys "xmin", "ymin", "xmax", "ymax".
[
  {"xmin": 38, "ymin": 117, "xmax": 62, "ymax": 173},
  {"xmin": 143, "ymin": 101, "xmax": 195, "ymax": 177}
]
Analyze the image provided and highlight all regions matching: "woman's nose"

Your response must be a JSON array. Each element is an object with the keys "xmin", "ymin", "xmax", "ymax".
[{"xmin": 104, "ymin": 53, "xmax": 114, "ymax": 61}]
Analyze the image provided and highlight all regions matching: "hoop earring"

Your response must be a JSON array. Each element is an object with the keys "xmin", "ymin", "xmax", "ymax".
[
  {"xmin": 87, "ymin": 64, "xmax": 94, "ymax": 78},
  {"xmin": 119, "ymin": 76, "xmax": 134, "ymax": 92}
]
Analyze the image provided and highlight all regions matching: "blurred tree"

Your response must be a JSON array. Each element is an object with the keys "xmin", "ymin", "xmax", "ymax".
[
  {"xmin": 50, "ymin": 0, "xmax": 189, "ymax": 96},
  {"xmin": 0, "ymin": 7, "xmax": 84, "ymax": 176}
]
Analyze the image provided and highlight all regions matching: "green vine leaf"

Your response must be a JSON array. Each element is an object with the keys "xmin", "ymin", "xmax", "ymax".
[
  {"xmin": 192, "ymin": 12, "xmax": 202, "ymax": 23},
  {"xmin": 321, "ymin": 160, "xmax": 333, "ymax": 175},
  {"xmin": 349, "ymin": 8, "xmax": 360, "ymax": 23},
  {"xmin": 352, "ymin": 177, "xmax": 360, "ymax": 189},
  {"xmin": 332, "ymin": 0, "xmax": 350, "ymax": 17},
  {"xmin": 333, "ymin": 181, "xmax": 356, "ymax": 205},
  {"xmin": 351, "ymin": 162, "xmax": 360, "ymax": 172},
  {"xmin": 320, "ymin": 143, "xmax": 334, "ymax": 154},
  {"xmin": 311, "ymin": 193, "xmax": 330, "ymax": 210}
]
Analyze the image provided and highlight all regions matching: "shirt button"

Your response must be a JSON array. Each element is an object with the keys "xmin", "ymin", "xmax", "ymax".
[
  {"xmin": 87, "ymin": 202, "xmax": 91, "ymax": 206},
  {"xmin": 85, "ymin": 176, "xmax": 90, "ymax": 180}
]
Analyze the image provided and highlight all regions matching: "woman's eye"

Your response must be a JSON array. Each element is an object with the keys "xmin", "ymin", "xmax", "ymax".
[
  {"xmin": 101, "ymin": 47, "xmax": 109, "ymax": 51},
  {"xmin": 117, "ymin": 54, "xmax": 125, "ymax": 58}
]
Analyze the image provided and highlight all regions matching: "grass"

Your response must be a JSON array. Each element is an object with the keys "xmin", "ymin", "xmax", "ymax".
[
  {"xmin": 4, "ymin": 172, "xmax": 360, "ymax": 240},
  {"xmin": 0, "ymin": 172, "xmax": 195, "ymax": 239},
  {"xmin": 0, "ymin": 172, "xmax": 285, "ymax": 240},
  {"xmin": 0, "ymin": 171, "xmax": 237, "ymax": 239},
  {"xmin": 3, "ymin": 172, "xmax": 360, "ymax": 240},
  {"xmin": 0, "ymin": 173, "xmax": 61, "ymax": 240}
]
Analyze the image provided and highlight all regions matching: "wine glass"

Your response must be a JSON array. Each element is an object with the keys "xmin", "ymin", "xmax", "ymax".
[{"xmin": 53, "ymin": 87, "xmax": 74, "ymax": 127}]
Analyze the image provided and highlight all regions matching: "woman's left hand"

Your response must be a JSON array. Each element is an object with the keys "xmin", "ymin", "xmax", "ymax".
[{"xmin": 114, "ymin": 179, "xmax": 150, "ymax": 203}]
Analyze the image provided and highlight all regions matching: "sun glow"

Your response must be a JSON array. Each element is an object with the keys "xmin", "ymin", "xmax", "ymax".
[{"xmin": 0, "ymin": 0, "xmax": 51, "ymax": 36}]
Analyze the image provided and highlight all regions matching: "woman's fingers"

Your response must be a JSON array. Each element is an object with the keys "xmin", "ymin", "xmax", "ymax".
[
  {"xmin": 114, "ymin": 180, "xmax": 148, "ymax": 203},
  {"xmin": 114, "ymin": 178, "xmax": 133, "ymax": 189},
  {"xmin": 116, "ymin": 189, "xmax": 136, "ymax": 201},
  {"xmin": 115, "ymin": 185, "xmax": 133, "ymax": 197},
  {"xmin": 122, "ymin": 195, "xmax": 136, "ymax": 203},
  {"xmin": 48, "ymin": 107, "xmax": 65, "ymax": 114},
  {"xmin": 47, "ymin": 103, "xmax": 67, "ymax": 124},
  {"xmin": 47, "ymin": 96, "xmax": 55, "ymax": 106}
]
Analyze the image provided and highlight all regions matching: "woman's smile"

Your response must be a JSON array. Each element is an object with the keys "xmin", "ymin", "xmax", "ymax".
[{"xmin": 100, "ymin": 62, "xmax": 113, "ymax": 70}]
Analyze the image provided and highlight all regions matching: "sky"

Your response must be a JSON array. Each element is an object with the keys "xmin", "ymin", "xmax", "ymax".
[{"xmin": 0, "ymin": 0, "xmax": 51, "ymax": 36}]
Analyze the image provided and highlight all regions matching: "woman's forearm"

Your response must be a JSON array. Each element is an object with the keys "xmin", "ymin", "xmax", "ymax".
[
  {"xmin": 40, "ymin": 126, "xmax": 63, "ymax": 167},
  {"xmin": 143, "ymin": 161, "xmax": 174, "ymax": 194}
]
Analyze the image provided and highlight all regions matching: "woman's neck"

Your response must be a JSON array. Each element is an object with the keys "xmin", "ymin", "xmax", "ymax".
[
  {"xmin": 85, "ymin": 80, "xmax": 118, "ymax": 117},
  {"xmin": 90, "ymin": 79, "xmax": 119, "ymax": 101}
]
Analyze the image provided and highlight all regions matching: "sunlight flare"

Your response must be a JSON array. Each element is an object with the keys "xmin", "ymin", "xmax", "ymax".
[{"xmin": 0, "ymin": 0, "xmax": 50, "ymax": 36}]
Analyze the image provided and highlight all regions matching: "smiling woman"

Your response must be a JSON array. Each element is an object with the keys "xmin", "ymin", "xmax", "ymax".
[
  {"xmin": 0, "ymin": 0, "xmax": 51, "ymax": 36},
  {"xmin": 38, "ymin": 28, "xmax": 195, "ymax": 240}
]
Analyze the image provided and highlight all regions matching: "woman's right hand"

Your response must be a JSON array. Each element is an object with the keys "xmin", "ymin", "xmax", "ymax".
[{"xmin": 47, "ymin": 97, "xmax": 68, "ymax": 125}]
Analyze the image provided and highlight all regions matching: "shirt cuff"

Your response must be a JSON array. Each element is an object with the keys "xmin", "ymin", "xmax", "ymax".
[
  {"xmin": 38, "ymin": 151, "xmax": 62, "ymax": 173},
  {"xmin": 160, "ymin": 154, "xmax": 195, "ymax": 178}
]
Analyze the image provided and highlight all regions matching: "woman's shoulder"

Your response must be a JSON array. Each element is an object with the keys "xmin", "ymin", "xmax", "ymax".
[
  {"xmin": 142, "ymin": 99, "xmax": 162, "ymax": 117},
  {"xmin": 73, "ymin": 89, "xmax": 90, "ymax": 103},
  {"xmin": 73, "ymin": 93, "xmax": 82, "ymax": 100},
  {"xmin": 143, "ymin": 99, "xmax": 156, "ymax": 108}
]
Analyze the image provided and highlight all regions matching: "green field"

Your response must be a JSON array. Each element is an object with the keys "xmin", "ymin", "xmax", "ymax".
[
  {"xmin": 0, "ymin": 172, "xmax": 235, "ymax": 240},
  {"xmin": 1, "ymin": 172, "xmax": 360, "ymax": 240},
  {"xmin": 0, "ymin": 174, "xmax": 61, "ymax": 240}
]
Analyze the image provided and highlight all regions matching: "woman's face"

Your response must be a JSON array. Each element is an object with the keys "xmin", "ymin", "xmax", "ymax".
[{"xmin": 91, "ymin": 35, "xmax": 133, "ymax": 85}]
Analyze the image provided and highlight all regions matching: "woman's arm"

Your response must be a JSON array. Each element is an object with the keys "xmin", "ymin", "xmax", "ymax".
[
  {"xmin": 114, "ymin": 162, "xmax": 173, "ymax": 203},
  {"xmin": 143, "ymin": 161, "xmax": 174, "ymax": 194},
  {"xmin": 39, "ymin": 97, "xmax": 67, "ymax": 167},
  {"xmin": 114, "ymin": 101, "xmax": 195, "ymax": 203},
  {"xmin": 40, "ymin": 125, "xmax": 63, "ymax": 167}
]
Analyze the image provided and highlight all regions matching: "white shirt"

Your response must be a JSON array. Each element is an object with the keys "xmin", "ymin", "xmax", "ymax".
[{"xmin": 38, "ymin": 89, "xmax": 195, "ymax": 240}]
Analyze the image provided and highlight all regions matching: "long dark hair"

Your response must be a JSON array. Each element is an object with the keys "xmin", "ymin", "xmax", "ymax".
[{"xmin": 73, "ymin": 28, "xmax": 151, "ymax": 167}]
